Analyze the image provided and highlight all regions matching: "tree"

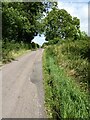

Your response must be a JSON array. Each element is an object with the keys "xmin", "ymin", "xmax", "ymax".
[
  {"xmin": 2, "ymin": 2, "xmax": 31, "ymax": 42},
  {"xmin": 2, "ymin": 2, "xmax": 57, "ymax": 43},
  {"xmin": 43, "ymin": 8, "xmax": 80, "ymax": 41},
  {"xmin": 80, "ymin": 31, "xmax": 88, "ymax": 40}
]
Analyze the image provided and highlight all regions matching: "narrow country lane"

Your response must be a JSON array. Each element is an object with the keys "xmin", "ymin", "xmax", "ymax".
[{"xmin": 2, "ymin": 49, "xmax": 46, "ymax": 118}]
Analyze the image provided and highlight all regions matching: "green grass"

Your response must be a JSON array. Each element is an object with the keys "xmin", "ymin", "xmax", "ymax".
[
  {"xmin": 2, "ymin": 40, "xmax": 31, "ymax": 64},
  {"xmin": 2, "ymin": 49, "xmax": 31, "ymax": 64},
  {"xmin": 43, "ymin": 50, "xmax": 90, "ymax": 119},
  {"xmin": 11, "ymin": 49, "xmax": 31, "ymax": 58},
  {"xmin": 0, "ymin": 49, "xmax": 31, "ymax": 67},
  {"xmin": 44, "ymin": 39, "xmax": 89, "ymax": 91}
]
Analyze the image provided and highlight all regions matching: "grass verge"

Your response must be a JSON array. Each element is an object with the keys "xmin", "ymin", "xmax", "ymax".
[
  {"xmin": 1, "ymin": 49, "xmax": 31, "ymax": 66},
  {"xmin": 43, "ymin": 49, "xmax": 90, "ymax": 119}
]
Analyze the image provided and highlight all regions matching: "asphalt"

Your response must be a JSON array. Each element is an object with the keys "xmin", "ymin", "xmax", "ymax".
[{"xmin": 2, "ymin": 49, "xmax": 46, "ymax": 118}]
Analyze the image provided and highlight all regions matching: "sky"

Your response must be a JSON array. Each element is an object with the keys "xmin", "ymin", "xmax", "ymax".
[
  {"xmin": 58, "ymin": 0, "xmax": 89, "ymax": 33},
  {"xmin": 32, "ymin": 34, "xmax": 47, "ymax": 46},
  {"xmin": 32, "ymin": 0, "xmax": 89, "ymax": 46}
]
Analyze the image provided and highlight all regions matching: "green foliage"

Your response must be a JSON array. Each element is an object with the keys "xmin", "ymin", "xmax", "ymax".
[
  {"xmin": 80, "ymin": 31, "xmax": 88, "ymax": 40},
  {"xmin": 2, "ymin": 2, "xmax": 57, "ymax": 43},
  {"xmin": 2, "ymin": 39, "xmax": 30, "ymax": 63},
  {"xmin": 60, "ymin": 38, "xmax": 89, "ymax": 60},
  {"xmin": 2, "ymin": 3, "xmax": 36, "ymax": 42},
  {"xmin": 2, "ymin": 2, "xmax": 56, "ymax": 63},
  {"xmin": 42, "ymin": 8, "xmax": 80, "ymax": 42},
  {"xmin": 2, "ymin": 39, "xmax": 40, "ymax": 63},
  {"xmin": 31, "ymin": 42, "xmax": 40, "ymax": 50},
  {"xmin": 44, "ymin": 38, "xmax": 89, "ymax": 91},
  {"xmin": 43, "ymin": 37, "xmax": 90, "ymax": 118},
  {"xmin": 43, "ymin": 50, "xmax": 90, "ymax": 119}
]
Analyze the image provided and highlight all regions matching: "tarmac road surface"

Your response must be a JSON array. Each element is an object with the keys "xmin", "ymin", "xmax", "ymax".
[{"xmin": 2, "ymin": 49, "xmax": 46, "ymax": 118}]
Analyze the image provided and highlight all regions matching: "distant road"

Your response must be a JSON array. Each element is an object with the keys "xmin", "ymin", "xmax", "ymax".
[{"xmin": 2, "ymin": 49, "xmax": 46, "ymax": 118}]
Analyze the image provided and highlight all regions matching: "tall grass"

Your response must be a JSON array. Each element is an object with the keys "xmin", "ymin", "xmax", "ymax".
[
  {"xmin": 2, "ymin": 39, "xmax": 30, "ymax": 63},
  {"xmin": 43, "ymin": 50, "xmax": 90, "ymax": 119},
  {"xmin": 43, "ymin": 38, "xmax": 90, "ymax": 119},
  {"xmin": 2, "ymin": 39, "xmax": 40, "ymax": 63},
  {"xmin": 46, "ymin": 39, "xmax": 89, "ymax": 91}
]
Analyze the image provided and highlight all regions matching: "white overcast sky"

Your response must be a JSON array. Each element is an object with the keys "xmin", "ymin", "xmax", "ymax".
[
  {"xmin": 33, "ymin": 0, "xmax": 89, "ymax": 45},
  {"xmin": 58, "ymin": 0, "xmax": 89, "ymax": 34}
]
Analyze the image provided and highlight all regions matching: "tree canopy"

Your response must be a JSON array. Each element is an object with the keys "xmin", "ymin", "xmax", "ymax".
[
  {"xmin": 42, "ymin": 8, "xmax": 81, "ymax": 42},
  {"xmin": 2, "ymin": 2, "xmax": 57, "ymax": 43}
]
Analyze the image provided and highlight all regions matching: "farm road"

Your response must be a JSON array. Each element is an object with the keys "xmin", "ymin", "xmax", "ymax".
[{"xmin": 2, "ymin": 49, "xmax": 46, "ymax": 118}]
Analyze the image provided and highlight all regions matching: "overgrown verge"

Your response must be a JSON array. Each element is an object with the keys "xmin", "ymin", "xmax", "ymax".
[
  {"xmin": 43, "ymin": 39, "xmax": 90, "ymax": 119},
  {"xmin": 2, "ymin": 40, "xmax": 29, "ymax": 64},
  {"xmin": 2, "ymin": 39, "xmax": 39, "ymax": 64},
  {"xmin": 44, "ymin": 39, "xmax": 89, "ymax": 91}
]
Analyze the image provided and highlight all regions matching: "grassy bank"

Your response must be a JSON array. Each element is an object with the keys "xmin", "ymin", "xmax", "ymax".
[
  {"xmin": 44, "ymin": 39, "xmax": 89, "ymax": 91},
  {"xmin": 43, "ymin": 39, "xmax": 90, "ymax": 119},
  {"xmin": 0, "ymin": 49, "xmax": 30, "ymax": 67},
  {"xmin": 2, "ymin": 39, "xmax": 39, "ymax": 64}
]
